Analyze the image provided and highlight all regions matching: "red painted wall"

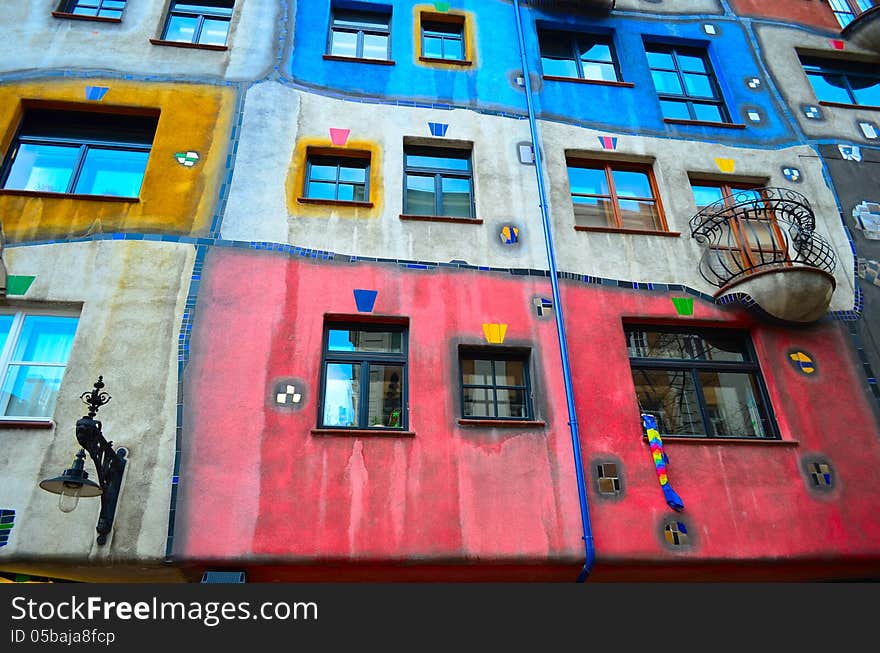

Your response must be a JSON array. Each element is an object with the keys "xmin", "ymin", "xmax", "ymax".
[
  {"xmin": 174, "ymin": 249, "xmax": 880, "ymax": 580},
  {"xmin": 730, "ymin": 0, "xmax": 842, "ymax": 31}
]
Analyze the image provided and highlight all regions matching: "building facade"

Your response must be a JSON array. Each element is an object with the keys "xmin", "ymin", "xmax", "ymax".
[{"xmin": 1, "ymin": 0, "xmax": 879, "ymax": 582}]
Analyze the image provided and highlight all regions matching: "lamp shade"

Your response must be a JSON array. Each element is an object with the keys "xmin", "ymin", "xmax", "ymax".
[{"xmin": 39, "ymin": 450, "xmax": 103, "ymax": 498}]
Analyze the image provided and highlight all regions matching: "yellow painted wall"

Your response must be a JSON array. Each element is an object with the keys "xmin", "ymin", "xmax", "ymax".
[
  {"xmin": 286, "ymin": 138, "xmax": 384, "ymax": 219},
  {"xmin": 0, "ymin": 79, "xmax": 235, "ymax": 242}
]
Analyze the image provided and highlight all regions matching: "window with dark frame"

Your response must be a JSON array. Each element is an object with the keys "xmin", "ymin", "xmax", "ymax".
[
  {"xmin": 420, "ymin": 15, "xmax": 465, "ymax": 61},
  {"xmin": 318, "ymin": 323, "xmax": 407, "ymax": 430},
  {"xmin": 626, "ymin": 326, "xmax": 778, "ymax": 440},
  {"xmin": 160, "ymin": 1, "xmax": 234, "ymax": 47},
  {"xmin": 459, "ymin": 349, "xmax": 532, "ymax": 420},
  {"xmin": 0, "ymin": 107, "xmax": 158, "ymax": 199},
  {"xmin": 538, "ymin": 29, "xmax": 622, "ymax": 83},
  {"xmin": 56, "ymin": 0, "xmax": 126, "ymax": 19},
  {"xmin": 644, "ymin": 43, "xmax": 730, "ymax": 123},
  {"xmin": 690, "ymin": 179, "xmax": 786, "ymax": 274},
  {"xmin": 827, "ymin": 0, "xmax": 876, "ymax": 27},
  {"xmin": 403, "ymin": 145, "xmax": 474, "ymax": 218},
  {"xmin": 566, "ymin": 158, "xmax": 667, "ymax": 232},
  {"xmin": 800, "ymin": 55, "xmax": 880, "ymax": 108},
  {"xmin": 328, "ymin": 7, "xmax": 391, "ymax": 60},
  {"xmin": 304, "ymin": 152, "xmax": 370, "ymax": 203}
]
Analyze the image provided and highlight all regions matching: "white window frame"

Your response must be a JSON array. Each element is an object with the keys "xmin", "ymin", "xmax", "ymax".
[{"xmin": 0, "ymin": 309, "xmax": 80, "ymax": 422}]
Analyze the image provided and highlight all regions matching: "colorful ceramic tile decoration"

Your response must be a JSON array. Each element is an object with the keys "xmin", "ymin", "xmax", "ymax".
[
  {"xmin": 598, "ymin": 136, "xmax": 618, "ymax": 150},
  {"xmin": 789, "ymin": 351, "xmax": 816, "ymax": 374},
  {"xmin": 642, "ymin": 414, "xmax": 684, "ymax": 512},
  {"xmin": 428, "ymin": 122, "xmax": 449, "ymax": 137},
  {"xmin": 353, "ymin": 289, "xmax": 378, "ymax": 312},
  {"xmin": 746, "ymin": 77, "xmax": 762, "ymax": 89},
  {"xmin": 858, "ymin": 259, "xmax": 880, "ymax": 287},
  {"xmin": 329, "ymin": 128, "xmax": 350, "ymax": 146},
  {"xmin": 703, "ymin": 24, "xmax": 717, "ymax": 35},
  {"xmin": 499, "ymin": 225, "xmax": 519, "ymax": 244},
  {"xmin": 859, "ymin": 122, "xmax": 879, "ymax": 140},
  {"xmin": 830, "ymin": 39, "xmax": 845, "ymax": 50},
  {"xmin": 671, "ymin": 297, "xmax": 694, "ymax": 316},
  {"xmin": 533, "ymin": 297, "xmax": 553, "ymax": 317},
  {"xmin": 782, "ymin": 167, "xmax": 801, "ymax": 182},
  {"xmin": 809, "ymin": 462, "xmax": 833, "ymax": 487},
  {"xmin": 274, "ymin": 382, "xmax": 303, "ymax": 406},
  {"xmin": 482, "ymin": 323, "xmax": 508, "ymax": 344},
  {"xmin": 175, "ymin": 151, "xmax": 200, "ymax": 167},
  {"xmin": 715, "ymin": 158, "xmax": 735, "ymax": 173},
  {"xmin": 85, "ymin": 86, "xmax": 109, "ymax": 101},
  {"xmin": 803, "ymin": 105, "xmax": 822, "ymax": 120},
  {"xmin": 5, "ymin": 275, "xmax": 35, "ymax": 296},
  {"xmin": 839, "ymin": 144, "xmax": 862, "ymax": 162},
  {"xmin": 0, "ymin": 509, "xmax": 15, "ymax": 547},
  {"xmin": 433, "ymin": 2, "xmax": 450, "ymax": 11}
]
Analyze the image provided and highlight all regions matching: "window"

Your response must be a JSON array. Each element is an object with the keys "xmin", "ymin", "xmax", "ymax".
[
  {"xmin": 828, "ymin": 0, "xmax": 876, "ymax": 27},
  {"xmin": 318, "ymin": 323, "xmax": 407, "ymax": 430},
  {"xmin": 459, "ymin": 349, "xmax": 532, "ymax": 420},
  {"xmin": 420, "ymin": 14, "xmax": 465, "ymax": 62},
  {"xmin": 800, "ymin": 55, "xmax": 880, "ymax": 108},
  {"xmin": 539, "ymin": 29, "xmax": 622, "ymax": 83},
  {"xmin": 403, "ymin": 145, "xmax": 474, "ymax": 218},
  {"xmin": 645, "ymin": 43, "xmax": 730, "ymax": 123},
  {"xmin": 0, "ymin": 108, "xmax": 158, "ymax": 198},
  {"xmin": 304, "ymin": 151, "xmax": 370, "ymax": 203},
  {"xmin": 690, "ymin": 180, "xmax": 786, "ymax": 273},
  {"xmin": 160, "ymin": 1, "xmax": 234, "ymax": 46},
  {"xmin": 567, "ymin": 159, "xmax": 667, "ymax": 232},
  {"xmin": 626, "ymin": 326, "xmax": 777, "ymax": 439},
  {"xmin": 55, "ymin": 0, "xmax": 126, "ymax": 19},
  {"xmin": 328, "ymin": 7, "xmax": 391, "ymax": 60},
  {"xmin": 0, "ymin": 312, "xmax": 79, "ymax": 420}
]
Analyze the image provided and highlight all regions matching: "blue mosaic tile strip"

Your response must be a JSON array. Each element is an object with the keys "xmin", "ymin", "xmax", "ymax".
[{"xmin": 0, "ymin": 509, "xmax": 15, "ymax": 548}]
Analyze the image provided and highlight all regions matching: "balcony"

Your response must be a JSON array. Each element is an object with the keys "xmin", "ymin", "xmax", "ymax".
[
  {"xmin": 840, "ymin": 3, "xmax": 880, "ymax": 52},
  {"xmin": 689, "ymin": 188, "xmax": 837, "ymax": 324}
]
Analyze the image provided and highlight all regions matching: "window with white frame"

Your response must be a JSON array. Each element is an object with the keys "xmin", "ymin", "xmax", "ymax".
[{"xmin": 0, "ymin": 312, "xmax": 79, "ymax": 419}]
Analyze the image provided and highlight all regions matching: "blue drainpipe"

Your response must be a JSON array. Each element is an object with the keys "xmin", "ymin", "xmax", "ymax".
[{"xmin": 511, "ymin": 0, "xmax": 595, "ymax": 582}]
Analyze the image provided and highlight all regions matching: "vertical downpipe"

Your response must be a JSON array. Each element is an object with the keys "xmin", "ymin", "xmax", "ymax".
[{"xmin": 511, "ymin": 0, "xmax": 595, "ymax": 582}]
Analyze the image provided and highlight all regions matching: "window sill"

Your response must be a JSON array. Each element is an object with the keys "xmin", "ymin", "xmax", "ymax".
[
  {"xmin": 575, "ymin": 225, "xmax": 681, "ymax": 238},
  {"xmin": 51, "ymin": 12, "xmax": 122, "ymax": 23},
  {"xmin": 0, "ymin": 419, "xmax": 55, "ymax": 429},
  {"xmin": 418, "ymin": 56, "xmax": 473, "ymax": 67},
  {"xmin": 457, "ymin": 419, "xmax": 546, "ymax": 428},
  {"xmin": 663, "ymin": 118, "xmax": 746, "ymax": 130},
  {"xmin": 297, "ymin": 197, "xmax": 373, "ymax": 208},
  {"xmin": 323, "ymin": 54, "xmax": 395, "ymax": 66},
  {"xmin": 819, "ymin": 100, "xmax": 880, "ymax": 112},
  {"xmin": 642, "ymin": 435, "xmax": 798, "ymax": 446},
  {"xmin": 311, "ymin": 428, "xmax": 415, "ymax": 438},
  {"xmin": 542, "ymin": 75, "xmax": 635, "ymax": 88},
  {"xmin": 399, "ymin": 214, "xmax": 482, "ymax": 225},
  {"xmin": 0, "ymin": 189, "xmax": 140, "ymax": 203},
  {"xmin": 149, "ymin": 38, "xmax": 228, "ymax": 52}
]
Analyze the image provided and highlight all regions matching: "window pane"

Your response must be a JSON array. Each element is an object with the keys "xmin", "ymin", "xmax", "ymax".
[
  {"xmin": 580, "ymin": 40, "xmax": 613, "ymax": 63},
  {"xmin": 683, "ymin": 73, "xmax": 714, "ymax": 98},
  {"xmin": 626, "ymin": 330, "xmax": 748, "ymax": 362},
  {"xmin": 612, "ymin": 170, "xmax": 653, "ymax": 199},
  {"xmin": 164, "ymin": 15, "xmax": 198, "ymax": 42},
  {"xmin": 618, "ymin": 199, "xmax": 659, "ymax": 230},
  {"xmin": 462, "ymin": 359, "xmax": 493, "ymax": 386},
  {"xmin": 572, "ymin": 196, "xmax": 614, "ymax": 227},
  {"xmin": 4, "ymin": 143, "xmax": 78, "ymax": 193},
  {"xmin": 306, "ymin": 181, "xmax": 337, "ymax": 200},
  {"xmin": 646, "ymin": 50, "xmax": 675, "ymax": 69},
  {"xmin": 677, "ymin": 53, "xmax": 708, "ymax": 73},
  {"xmin": 852, "ymin": 79, "xmax": 880, "ymax": 107},
  {"xmin": 406, "ymin": 152, "xmax": 470, "ymax": 171},
  {"xmin": 698, "ymin": 372, "xmax": 768, "ymax": 437},
  {"xmin": 422, "ymin": 35, "xmax": 443, "ymax": 59},
  {"xmin": 309, "ymin": 164, "xmax": 338, "ymax": 182},
  {"xmin": 11, "ymin": 316, "xmax": 77, "ymax": 364},
  {"xmin": 1, "ymin": 365, "xmax": 66, "ymax": 418},
  {"xmin": 74, "ymin": 148, "xmax": 149, "ymax": 197},
  {"xmin": 581, "ymin": 61, "xmax": 618, "ymax": 82},
  {"xmin": 495, "ymin": 389, "xmax": 527, "ymax": 418},
  {"xmin": 441, "ymin": 38, "xmax": 463, "ymax": 61},
  {"xmin": 567, "ymin": 166, "xmax": 609, "ymax": 196},
  {"xmin": 651, "ymin": 70, "xmax": 683, "ymax": 95},
  {"xmin": 659, "ymin": 99, "xmax": 691, "ymax": 120},
  {"xmin": 322, "ymin": 363, "xmax": 359, "ymax": 427},
  {"xmin": 806, "ymin": 72, "xmax": 853, "ymax": 104},
  {"xmin": 0, "ymin": 316, "xmax": 13, "ymax": 355},
  {"xmin": 330, "ymin": 30, "xmax": 358, "ymax": 57},
  {"xmin": 631, "ymin": 368, "xmax": 706, "ymax": 436},
  {"xmin": 691, "ymin": 184, "xmax": 726, "ymax": 210},
  {"xmin": 367, "ymin": 365, "xmax": 403, "ymax": 427},
  {"xmin": 362, "ymin": 33, "xmax": 389, "ymax": 60},
  {"xmin": 198, "ymin": 18, "xmax": 230, "ymax": 45},
  {"xmin": 333, "ymin": 10, "xmax": 389, "ymax": 29},
  {"xmin": 327, "ymin": 329, "xmax": 402, "ymax": 353},
  {"xmin": 692, "ymin": 103, "xmax": 724, "ymax": 123},
  {"xmin": 339, "ymin": 165, "xmax": 366, "ymax": 183},
  {"xmin": 405, "ymin": 174, "xmax": 436, "ymax": 214},
  {"xmin": 494, "ymin": 360, "xmax": 524, "ymax": 386},
  {"xmin": 542, "ymin": 56, "xmax": 579, "ymax": 78},
  {"xmin": 463, "ymin": 386, "xmax": 494, "ymax": 418},
  {"xmin": 440, "ymin": 176, "xmax": 471, "ymax": 217}
]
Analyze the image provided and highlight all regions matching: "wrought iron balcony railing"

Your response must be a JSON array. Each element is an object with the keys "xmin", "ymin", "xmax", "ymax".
[{"xmin": 689, "ymin": 187, "xmax": 837, "ymax": 290}]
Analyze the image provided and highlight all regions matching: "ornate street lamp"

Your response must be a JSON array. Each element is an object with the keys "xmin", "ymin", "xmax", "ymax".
[{"xmin": 39, "ymin": 376, "xmax": 127, "ymax": 545}]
